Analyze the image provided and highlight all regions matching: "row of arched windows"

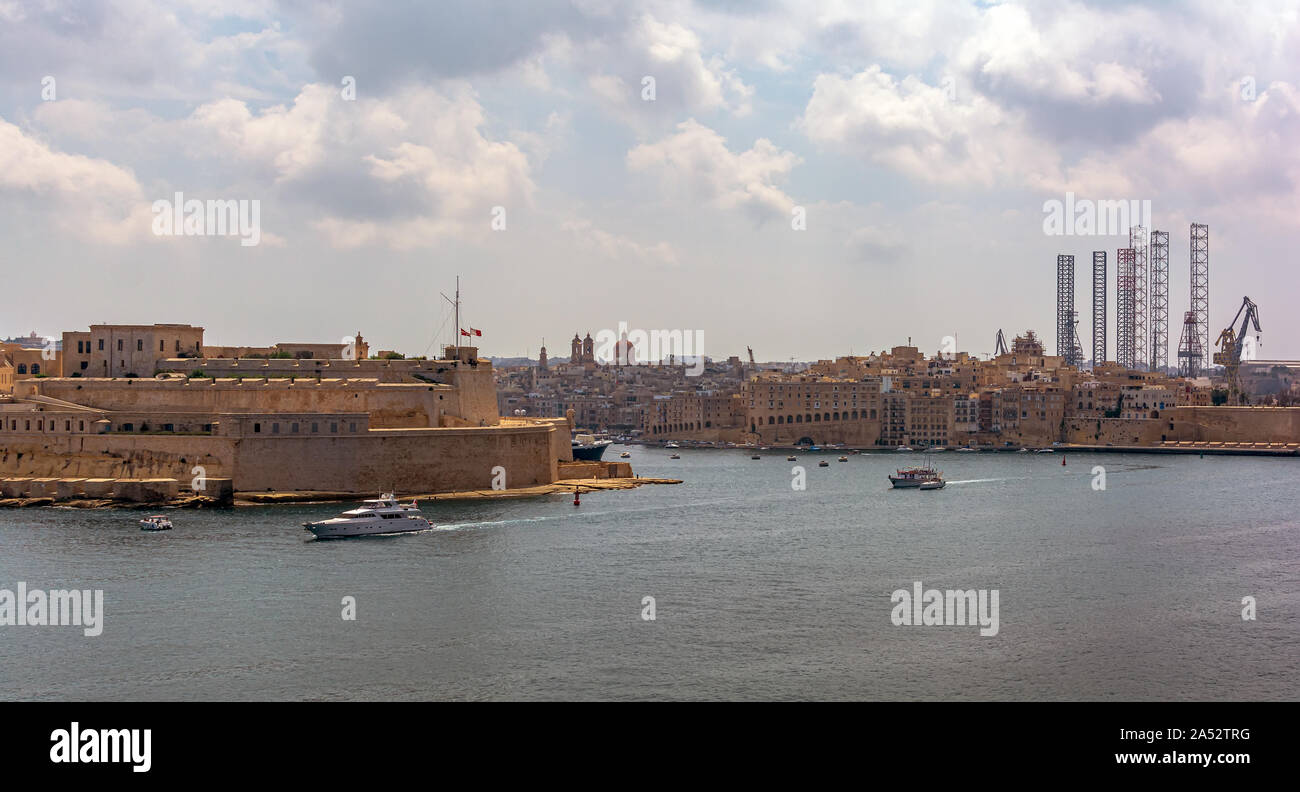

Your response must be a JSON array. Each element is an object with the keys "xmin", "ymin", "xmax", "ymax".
[{"xmin": 761, "ymin": 409, "xmax": 875, "ymax": 425}]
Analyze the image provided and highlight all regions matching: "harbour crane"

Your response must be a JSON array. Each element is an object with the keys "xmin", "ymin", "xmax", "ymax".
[
  {"xmin": 1212, "ymin": 296, "xmax": 1261, "ymax": 405},
  {"xmin": 994, "ymin": 329, "xmax": 1009, "ymax": 357},
  {"xmin": 747, "ymin": 346, "xmax": 755, "ymax": 365}
]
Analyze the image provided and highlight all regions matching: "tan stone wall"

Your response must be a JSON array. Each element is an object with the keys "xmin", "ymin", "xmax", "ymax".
[
  {"xmin": 231, "ymin": 424, "xmax": 559, "ymax": 492},
  {"xmin": 1065, "ymin": 407, "xmax": 1300, "ymax": 446},
  {"xmin": 1065, "ymin": 417, "xmax": 1163, "ymax": 446},
  {"xmin": 0, "ymin": 434, "xmax": 234, "ymax": 481},
  {"xmin": 0, "ymin": 419, "xmax": 570, "ymax": 494},
  {"xmin": 1163, "ymin": 406, "xmax": 1300, "ymax": 443},
  {"xmin": 20, "ymin": 378, "xmax": 453, "ymax": 429}
]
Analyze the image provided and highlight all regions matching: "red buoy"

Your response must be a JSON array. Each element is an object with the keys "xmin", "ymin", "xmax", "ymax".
[
  {"xmin": 573, "ymin": 488, "xmax": 581, "ymax": 506},
  {"xmin": 1061, "ymin": 456, "xmax": 1066, "ymax": 466}
]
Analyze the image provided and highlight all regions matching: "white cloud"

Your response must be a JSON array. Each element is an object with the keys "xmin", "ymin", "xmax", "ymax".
[
  {"xmin": 801, "ymin": 66, "xmax": 1062, "ymax": 190},
  {"xmin": 561, "ymin": 218, "xmax": 679, "ymax": 267},
  {"xmin": 0, "ymin": 116, "xmax": 150, "ymax": 243},
  {"xmin": 627, "ymin": 119, "xmax": 799, "ymax": 218}
]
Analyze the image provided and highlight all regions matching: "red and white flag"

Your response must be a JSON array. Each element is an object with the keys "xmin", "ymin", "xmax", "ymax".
[{"xmin": 460, "ymin": 327, "xmax": 482, "ymax": 337}]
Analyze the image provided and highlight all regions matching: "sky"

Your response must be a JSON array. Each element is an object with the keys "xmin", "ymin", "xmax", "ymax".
[{"xmin": 1, "ymin": 0, "xmax": 1297, "ymax": 363}]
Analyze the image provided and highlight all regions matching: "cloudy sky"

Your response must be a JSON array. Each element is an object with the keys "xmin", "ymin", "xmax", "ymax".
[{"xmin": 1, "ymin": 0, "xmax": 1297, "ymax": 362}]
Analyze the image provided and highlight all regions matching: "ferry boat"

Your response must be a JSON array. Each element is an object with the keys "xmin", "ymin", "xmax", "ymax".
[
  {"xmin": 572, "ymin": 433, "xmax": 613, "ymax": 461},
  {"xmin": 139, "ymin": 515, "xmax": 173, "ymax": 531},
  {"xmin": 303, "ymin": 494, "xmax": 432, "ymax": 539},
  {"xmin": 889, "ymin": 464, "xmax": 943, "ymax": 489}
]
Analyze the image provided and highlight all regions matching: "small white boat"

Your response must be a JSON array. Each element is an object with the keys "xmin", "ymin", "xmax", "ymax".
[
  {"xmin": 665, "ymin": 441, "xmax": 681, "ymax": 449},
  {"xmin": 956, "ymin": 447, "xmax": 977, "ymax": 453},
  {"xmin": 1016, "ymin": 448, "xmax": 1030, "ymax": 453},
  {"xmin": 787, "ymin": 455, "xmax": 797, "ymax": 461},
  {"xmin": 304, "ymin": 494, "xmax": 432, "ymax": 539},
  {"xmin": 1034, "ymin": 448, "xmax": 1055, "ymax": 454},
  {"xmin": 926, "ymin": 446, "xmax": 947, "ymax": 452},
  {"xmin": 895, "ymin": 446, "xmax": 914, "ymax": 452},
  {"xmin": 838, "ymin": 456, "xmax": 849, "ymax": 462},
  {"xmin": 139, "ymin": 515, "xmax": 172, "ymax": 531},
  {"xmin": 619, "ymin": 451, "xmax": 631, "ymax": 458},
  {"xmin": 919, "ymin": 479, "xmax": 946, "ymax": 490}
]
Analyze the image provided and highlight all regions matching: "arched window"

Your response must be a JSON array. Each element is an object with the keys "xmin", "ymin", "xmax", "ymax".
[
  {"xmin": 17, "ymin": 364, "xmax": 26, "ymax": 374},
  {"xmin": 795, "ymin": 415, "xmax": 803, "ymax": 423},
  {"xmin": 30, "ymin": 364, "xmax": 39, "ymax": 375},
  {"xmin": 814, "ymin": 414, "xmax": 821, "ymax": 422},
  {"xmin": 767, "ymin": 416, "xmax": 774, "ymax": 425}
]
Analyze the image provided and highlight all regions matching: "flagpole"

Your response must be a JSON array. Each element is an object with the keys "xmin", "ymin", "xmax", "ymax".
[{"xmin": 454, "ymin": 275, "xmax": 460, "ymax": 357}]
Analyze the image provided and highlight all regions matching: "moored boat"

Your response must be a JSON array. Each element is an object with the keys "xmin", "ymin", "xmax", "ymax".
[{"xmin": 572, "ymin": 433, "xmax": 613, "ymax": 461}]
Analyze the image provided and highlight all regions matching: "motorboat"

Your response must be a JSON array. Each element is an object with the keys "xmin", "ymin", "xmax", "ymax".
[
  {"xmin": 303, "ymin": 494, "xmax": 432, "ymax": 539},
  {"xmin": 838, "ymin": 456, "xmax": 849, "ymax": 462},
  {"xmin": 665, "ymin": 441, "xmax": 681, "ymax": 449},
  {"xmin": 787, "ymin": 455, "xmax": 797, "ymax": 461},
  {"xmin": 751, "ymin": 455, "xmax": 761, "ymax": 460},
  {"xmin": 926, "ymin": 446, "xmax": 947, "ymax": 452},
  {"xmin": 139, "ymin": 515, "xmax": 173, "ymax": 531},
  {"xmin": 818, "ymin": 460, "xmax": 830, "ymax": 467},
  {"xmin": 956, "ymin": 447, "xmax": 977, "ymax": 453},
  {"xmin": 669, "ymin": 453, "xmax": 681, "ymax": 459},
  {"xmin": 895, "ymin": 446, "xmax": 914, "ymax": 452},
  {"xmin": 919, "ymin": 479, "xmax": 946, "ymax": 490},
  {"xmin": 619, "ymin": 451, "xmax": 631, "ymax": 458},
  {"xmin": 1034, "ymin": 448, "xmax": 1055, "ymax": 454},
  {"xmin": 889, "ymin": 455, "xmax": 943, "ymax": 488}
]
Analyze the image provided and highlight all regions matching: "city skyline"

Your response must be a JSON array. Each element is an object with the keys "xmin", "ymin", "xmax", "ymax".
[{"xmin": 1, "ymin": 1, "xmax": 1297, "ymax": 361}]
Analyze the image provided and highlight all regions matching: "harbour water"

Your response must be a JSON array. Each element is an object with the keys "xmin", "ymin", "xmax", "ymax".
[{"xmin": 2, "ymin": 448, "xmax": 1297, "ymax": 700}]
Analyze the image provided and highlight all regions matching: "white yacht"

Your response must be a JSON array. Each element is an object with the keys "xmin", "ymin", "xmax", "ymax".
[{"xmin": 303, "ymin": 494, "xmax": 432, "ymax": 539}]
